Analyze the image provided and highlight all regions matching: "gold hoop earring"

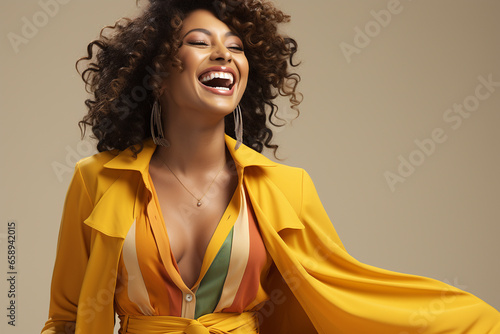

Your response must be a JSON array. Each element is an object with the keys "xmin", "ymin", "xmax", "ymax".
[
  {"xmin": 150, "ymin": 100, "xmax": 170, "ymax": 147},
  {"xmin": 233, "ymin": 104, "xmax": 243, "ymax": 150}
]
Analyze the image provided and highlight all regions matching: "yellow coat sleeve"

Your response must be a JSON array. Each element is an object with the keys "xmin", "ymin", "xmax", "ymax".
[
  {"xmin": 41, "ymin": 162, "xmax": 94, "ymax": 334},
  {"xmin": 261, "ymin": 169, "xmax": 500, "ymax": 334}
]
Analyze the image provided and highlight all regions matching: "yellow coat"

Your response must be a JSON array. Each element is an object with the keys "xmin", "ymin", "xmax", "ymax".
[{"xmin": 42, "ymin": 136, "xmax": 500, "ymax": 334}]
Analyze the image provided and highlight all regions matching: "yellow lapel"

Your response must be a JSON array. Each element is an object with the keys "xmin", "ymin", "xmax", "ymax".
[
  {"xmin": 83, "ymin": 139, "xmax": 156, "ymax": 238},
  {"xmin": 225, "ymin": 136, "xmax": 305, "ymax": 232}
]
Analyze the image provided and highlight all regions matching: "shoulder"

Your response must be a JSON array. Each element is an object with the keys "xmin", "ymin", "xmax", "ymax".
[
  {"xmin": 71, "ymin": 150, "xmax": 118, "ymax": 203},
  {"xmin": 73, "ymin": 144, "xmax": 148, "ymax": 203},
  {"xmin": 246, "ymin": 159, "xmax": 314, "ymax": 215},
  {"xmin": 76, "ymin": 149, "xmax": 120, "ymax": 183},
  {"xmin": 236, "ymin": 142, "xmax": 315, "ymax": 196}
]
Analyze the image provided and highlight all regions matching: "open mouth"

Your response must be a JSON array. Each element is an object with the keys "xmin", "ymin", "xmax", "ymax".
[{"xmin": 199, "ymin": 71, "xmax": 235, "ymax": 91}]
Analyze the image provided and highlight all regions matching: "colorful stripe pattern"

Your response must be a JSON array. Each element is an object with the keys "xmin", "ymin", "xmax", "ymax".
[{"xmin": 114, "ymin": 179, "xmax": 271, "ymax": 320}]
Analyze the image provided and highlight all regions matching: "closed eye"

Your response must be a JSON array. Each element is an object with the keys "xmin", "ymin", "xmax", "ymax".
[
  {"xmin": 187, "ymin": 41, "xmax": 209, "ymax": 46},
  {"xmin": 228, "ymin": 46, "xmax": 244, "ymax": 52}
]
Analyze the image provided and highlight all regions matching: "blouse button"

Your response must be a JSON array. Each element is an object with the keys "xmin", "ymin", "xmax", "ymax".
[{"xmin": 185, "ymin": 294, "xmax": 193, "ymax": 302}]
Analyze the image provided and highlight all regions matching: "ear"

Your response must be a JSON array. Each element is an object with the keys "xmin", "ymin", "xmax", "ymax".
[{"xmin": 159, "ymin": 86, "xmax": 166, "ymax": 96}]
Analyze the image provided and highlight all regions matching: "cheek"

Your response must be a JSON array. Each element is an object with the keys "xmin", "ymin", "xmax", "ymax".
[
  {"xmin": 237, "ymin": 57, "xmax": 249, "ymax": 84},
  {"xmin": 240, "ymin": 58, "xmax": 249, "ymax": 78},
  {"xmin": 178, "ymin": 51, "xmax": 204, "ymax": 73}
]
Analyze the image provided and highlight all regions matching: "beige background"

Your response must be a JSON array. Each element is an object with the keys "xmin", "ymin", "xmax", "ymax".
[{"xmin": 1, "ymin": 0, "xmax": 499, "ymax": 332}]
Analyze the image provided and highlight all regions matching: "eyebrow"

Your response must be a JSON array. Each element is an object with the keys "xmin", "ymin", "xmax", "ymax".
[{"xmin": 182, "ymin": 28, "xmax": 239, "ymax": 39}]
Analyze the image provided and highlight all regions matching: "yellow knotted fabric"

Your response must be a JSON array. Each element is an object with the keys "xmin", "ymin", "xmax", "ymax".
[{"xmin": 119, "ymin": 312, "xmax": 258, "ymax": 334}]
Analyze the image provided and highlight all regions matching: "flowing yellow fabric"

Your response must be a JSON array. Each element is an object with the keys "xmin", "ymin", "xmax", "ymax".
[{"xmin": 119, "ymin": 312, "xmax": 258, "ymax": 334}]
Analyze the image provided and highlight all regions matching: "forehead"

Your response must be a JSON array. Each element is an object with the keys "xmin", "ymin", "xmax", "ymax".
[{"xmin": 181, "ymin": 9, "xmax": 232, "ymax": 34}]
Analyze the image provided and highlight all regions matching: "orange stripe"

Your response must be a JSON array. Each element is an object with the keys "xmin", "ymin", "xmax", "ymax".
[{"xmin": 225, "ymin": 191, "xmax": 268, "ymax": 312}]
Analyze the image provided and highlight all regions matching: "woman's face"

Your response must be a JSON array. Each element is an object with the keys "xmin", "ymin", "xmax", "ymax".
[{"xmin": 161, "ymin": 9, "xmax": 249, "ymax": 121}]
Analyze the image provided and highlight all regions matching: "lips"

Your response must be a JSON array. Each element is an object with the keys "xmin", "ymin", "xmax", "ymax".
[
  {"xmin": 199, "ymin": 72, "xmax": 234, "ymax": 90},
  {"xmin": 198, "ymin": 67, "xmax": 237, "ymax": 93}
]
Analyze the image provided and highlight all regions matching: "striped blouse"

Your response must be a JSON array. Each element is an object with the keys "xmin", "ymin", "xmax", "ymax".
[{"xmin": 114, "ymin": 172, "xmax": 273, "ymax": 320}]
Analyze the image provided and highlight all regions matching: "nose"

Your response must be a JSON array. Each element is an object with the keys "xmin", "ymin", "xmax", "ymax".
[{"xmin": 210, "ymin": 42, "xmax": 232, "ymax": 63}]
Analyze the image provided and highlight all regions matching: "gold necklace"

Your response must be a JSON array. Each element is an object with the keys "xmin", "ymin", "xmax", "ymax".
[{"xmin": 156, "ymin": 156, "xmax": 226, "ymax": 207}]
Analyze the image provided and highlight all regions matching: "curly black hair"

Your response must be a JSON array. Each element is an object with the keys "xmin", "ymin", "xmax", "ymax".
[{"xmin": 77, "ymin": 0, "xmax": 301, "ymax": 156}]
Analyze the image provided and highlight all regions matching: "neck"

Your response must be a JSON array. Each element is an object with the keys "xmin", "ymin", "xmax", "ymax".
[{"xmin": 153, "ymin": 118, "xmax": 228, "ymax": 176}]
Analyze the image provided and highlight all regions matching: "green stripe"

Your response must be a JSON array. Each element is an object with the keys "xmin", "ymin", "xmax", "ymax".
[{"xmin": 194, "ymin": 227, "xmax": 233, "ymax": 318}]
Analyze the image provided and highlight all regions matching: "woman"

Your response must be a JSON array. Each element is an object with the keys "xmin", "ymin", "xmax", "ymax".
[{"xmin": 41, "ymin": 0, "xmax": 500, "ymax": 333}]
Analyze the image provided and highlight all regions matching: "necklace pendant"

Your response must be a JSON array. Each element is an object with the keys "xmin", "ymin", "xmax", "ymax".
[{"xmin": 197, "ymin": 201, "xmax": 202, "ymax": 207}]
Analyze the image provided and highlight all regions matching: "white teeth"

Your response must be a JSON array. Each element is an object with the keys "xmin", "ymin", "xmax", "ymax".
[{"xmin": 200, "ymin": 71, "xmax": 234, "ymax": 85}]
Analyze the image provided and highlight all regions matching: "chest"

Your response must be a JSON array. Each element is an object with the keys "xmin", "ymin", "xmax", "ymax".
[
  {"xmin": 149, "ymin": 167, "xmax": 238, "ymax": 287},
  {"xmin": 116, "ymin": 177, "xmax": 271, "ymax": 319}
]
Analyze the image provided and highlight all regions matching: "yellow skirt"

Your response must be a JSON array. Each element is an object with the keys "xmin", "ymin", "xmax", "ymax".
[{"xmin": 118, "ymin": 312, "xmax": 258, "ymax": 334}]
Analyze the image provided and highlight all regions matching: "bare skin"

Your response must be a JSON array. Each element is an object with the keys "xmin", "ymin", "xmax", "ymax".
[{"xmin": 148, "ymin": 9, "xmax": 249, "ymax": 289}]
